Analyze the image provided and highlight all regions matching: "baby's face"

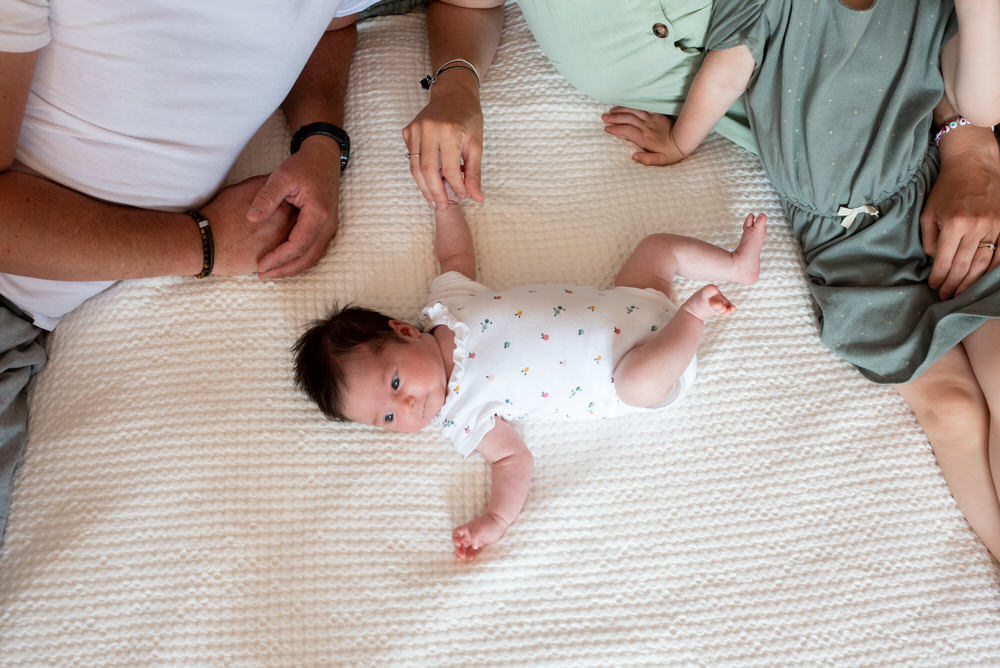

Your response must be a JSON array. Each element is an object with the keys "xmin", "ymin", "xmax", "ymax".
[{"xmin": 339, "ymin": 330, "xmax": 448, "ymax": 433}]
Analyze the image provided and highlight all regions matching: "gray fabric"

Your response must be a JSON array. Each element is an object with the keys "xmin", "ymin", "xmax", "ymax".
[
  {"xmin": 359, "ymin": 0, "xmax": 427, "ymax": 20},
  {"xmin": 703, "ymin": 0, "xmax": 990, "ymax": 384},
  {"xmin": 0, "ymin": 306, "xmax": 46, "ymax": 547}
]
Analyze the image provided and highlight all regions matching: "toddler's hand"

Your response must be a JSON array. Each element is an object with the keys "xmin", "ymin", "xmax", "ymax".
[
  {"xmin": 602, "ymin": 107, "xmax": 689, "ymax": 166},
  {"xmin": 682, "ymin": 284, "xmax": 735, "ymax": 322},
  {"xmin": 452, "ymin": 513, "xmax": 506, "ymax": 561}
]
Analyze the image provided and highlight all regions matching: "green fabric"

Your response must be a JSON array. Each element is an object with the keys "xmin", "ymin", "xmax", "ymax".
[
  {"xmin": 705, "ymin": 0, "xmax": 997, "ymax": 384},
  {"xmin": 517, "ymin": 0, "xmax": 756, "ymax": 154}
]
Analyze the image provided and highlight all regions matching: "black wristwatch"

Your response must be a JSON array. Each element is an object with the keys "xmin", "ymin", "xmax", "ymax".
[{"xmin": 289, "ymin": 122, "xmax": 350, "ymax": 171}]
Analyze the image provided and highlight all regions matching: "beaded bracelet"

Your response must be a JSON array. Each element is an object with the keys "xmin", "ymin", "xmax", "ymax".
[
  {"xmin": 420, "ymin": 58, "xmax": 480, "ymax": 90},
  {"xmin": 934, "ymin": 115, "xmax": 971, "ymax": 146},
  {"xmin": 185, "ymin": 209, "xmax": 214, "ymax": 279},
  {"xmin": 934, "ymin": 115, "xmax": 997, "ymax": 146}
]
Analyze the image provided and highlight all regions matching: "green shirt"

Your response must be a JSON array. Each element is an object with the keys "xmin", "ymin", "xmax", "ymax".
[{"xmin": 517, "ymin": 0, "xmax": 755, "ymax": 153}]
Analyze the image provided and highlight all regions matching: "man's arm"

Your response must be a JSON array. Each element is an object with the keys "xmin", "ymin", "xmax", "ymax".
[
  {"xmin": 250, "ymin": 16, "xmax": 360, "ymax": 279},
  {"xmin": 402, "ymin": 0, "xmax": 504, "ymax": 209},
  {"xmin": 0, "ymin": 50, "xmax": 294, "ymax": 281},
  {"xmin": 0, "ymin": 50, "xmax": 34, "ymax": 170}
]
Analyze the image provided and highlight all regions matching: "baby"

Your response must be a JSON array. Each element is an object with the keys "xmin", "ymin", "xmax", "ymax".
[{"xmin": 294, "ymin": 197, "xmax": 766, "ymax": 560}]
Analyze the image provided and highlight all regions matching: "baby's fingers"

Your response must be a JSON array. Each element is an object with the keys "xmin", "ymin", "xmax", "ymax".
[{"xmin": 452, "ymin": 526, "xmax": 476, "ymax": 561}]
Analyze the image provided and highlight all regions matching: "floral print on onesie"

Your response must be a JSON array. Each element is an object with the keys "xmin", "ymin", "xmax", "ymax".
[{"xmin": 420, "ymin": 272, "xmax": 697, "ymax": 458}]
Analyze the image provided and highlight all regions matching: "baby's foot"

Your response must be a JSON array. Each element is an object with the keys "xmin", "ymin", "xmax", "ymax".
[
  {"xmin": 682, "ymin": 284, "xmax": 735, "ymax": 321},
  {"xmin": 731, "ymin": 213, "xmax": 767, "ymax": 285}
]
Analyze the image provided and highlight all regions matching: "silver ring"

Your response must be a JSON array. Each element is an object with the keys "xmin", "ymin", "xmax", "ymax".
[
  {"xmin": 405, "ymin": 152, "xmax": 420, "ymax": 159},
  {"xmin": 978, "ymin": 242, "xmax": 997, "ymax": 250}
]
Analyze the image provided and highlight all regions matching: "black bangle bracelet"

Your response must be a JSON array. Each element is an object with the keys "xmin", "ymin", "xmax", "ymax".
[
  {"xmin": 289, "ymin": 122, "xmax": 350, "ymax": 172},
  {"xmin": 185, "ymin": 209, "xmax": 214, "ymax": 279}
]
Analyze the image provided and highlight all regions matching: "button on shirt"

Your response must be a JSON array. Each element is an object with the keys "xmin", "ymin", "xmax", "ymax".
[{"xmin": 517, "ymin": 0, "xmax": 755, "ymax": 153}]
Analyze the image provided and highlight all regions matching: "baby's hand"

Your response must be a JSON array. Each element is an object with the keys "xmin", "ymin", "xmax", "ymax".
[
  {"xmin": 682, "ymin": 284, "xmax": 735, "ymax": 322},
  {"xmin": 452, "ymin": 513, "xmax": 506, "ymax": 561},
  {"xmin": 442, "ymin": 179, "xmax": 462, "ymax": 207},
  {"xmin": 602, "ymin": 107, "xmax": 689, "ymax": 166}
]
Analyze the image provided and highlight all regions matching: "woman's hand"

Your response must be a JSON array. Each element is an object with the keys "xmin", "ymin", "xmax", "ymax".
[
  {"xmin": 403, "ymin": 77, "xmax": 485, "ymax": 210},
  {"xmin": 602, "ymin": 107, "xmax": 690, "ymax": 166}
]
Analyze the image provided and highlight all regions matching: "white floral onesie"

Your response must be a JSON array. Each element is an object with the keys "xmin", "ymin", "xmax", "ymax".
[{"xmin": 421, "ymin": 272, "xmax": 697, "ymax": 458}]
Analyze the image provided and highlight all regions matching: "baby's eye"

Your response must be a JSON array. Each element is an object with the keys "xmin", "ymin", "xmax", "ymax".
[
  {"xmin": 384, "ymin": 413, "xmax": 394, "ymax": 424},
  {"xmin": 391, "ymin": 374, "xmax": 399, "ymax": 390}
]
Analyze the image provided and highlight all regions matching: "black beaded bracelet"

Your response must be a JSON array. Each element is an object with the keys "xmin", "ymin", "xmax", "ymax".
[{"xmin": 185, "ymin": 209, "xmax": 214, "ymax": 279}]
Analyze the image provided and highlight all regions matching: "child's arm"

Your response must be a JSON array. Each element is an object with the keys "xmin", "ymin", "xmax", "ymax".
[
  {"xmin": 602, "ymin": 46, "xmax": 755, "ymax": 166},
  {"xmin": 452, "ymin": 418, "xmax": 533, "ymax": 561},
  {"xmin": 434, "ymin": 185, "xmax": 476, "ymax": 279},
  {"xmin": 941, "ymin": 0, "xmax": 1000, "ymax": 128}
]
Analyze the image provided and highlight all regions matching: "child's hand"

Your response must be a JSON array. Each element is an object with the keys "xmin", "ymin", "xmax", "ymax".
[
  {"xmin": 602, "ymin": 107, "xmax": 689, "ymax": 166},
  {"xmin": 452, "ymin": 513, "xmax": 506, "ymax": 561}
]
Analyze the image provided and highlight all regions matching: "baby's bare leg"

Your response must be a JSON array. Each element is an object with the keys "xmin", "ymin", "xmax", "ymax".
[
  {"xmin": 614, "ymin": 213, "xmax": 766, "ymax": 295},
  {"xmin": 614, "ymin": 285, "xmax": 732, "ymax": 407}
]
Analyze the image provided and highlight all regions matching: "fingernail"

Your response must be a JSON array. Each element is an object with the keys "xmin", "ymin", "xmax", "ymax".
[
  {"xmin": 248, "ymin": 206, "xmax": 263, "ymax": 220},
  {"xmin": 428, "ymin": 201, "xmax": 437, "ymax": 209}
]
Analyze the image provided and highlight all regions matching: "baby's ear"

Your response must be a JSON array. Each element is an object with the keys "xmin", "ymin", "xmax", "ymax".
[{"xmin": 388, "ymin": 320, "xmax": 420, "ymax": 339}]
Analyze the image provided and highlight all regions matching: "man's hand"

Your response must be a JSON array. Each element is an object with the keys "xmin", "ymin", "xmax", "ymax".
[
  {"xmin": 246, "ymin": 138, "xmax": 342, "ymax": 279},
  {"xmin": 602, "ymin": 107, "xmax": 690, "ymax": 166},
  {"xmin": 921, "ymin": 129, "xmax": 1000, "ymax": 299},
  {"xmin": 201, "ymin": 175, "xmax": 297, "ymax": 276}
]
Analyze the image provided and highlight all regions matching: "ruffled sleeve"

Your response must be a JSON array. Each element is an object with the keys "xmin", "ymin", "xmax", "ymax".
[
  {"xmin": 704, "ymin": 0, "xmax": 770, "ymax": 65},
  {"xmin": 421, "ymin": 272, "xmax": 497, "ymax": 459}
]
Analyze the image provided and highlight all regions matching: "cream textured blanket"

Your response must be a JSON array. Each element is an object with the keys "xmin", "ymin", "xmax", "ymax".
[{"xmin": 3, "ymin": 6, "xmax": 999, "ymax": 666}]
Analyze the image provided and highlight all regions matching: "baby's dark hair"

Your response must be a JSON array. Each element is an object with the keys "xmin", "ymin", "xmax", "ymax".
[{"xmin": 292, "ymin": 305, "xmax": 404, "ymax": 421}]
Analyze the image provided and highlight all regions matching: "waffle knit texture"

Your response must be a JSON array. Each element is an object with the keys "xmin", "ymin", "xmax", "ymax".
[{"xmin": 2, "ymin": 7, "xmax": 999, "ymax": 666}]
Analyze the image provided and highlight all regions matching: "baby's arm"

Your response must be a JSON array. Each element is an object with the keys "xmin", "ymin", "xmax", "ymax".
[
  {"xmin": 941, "ymin": 0, "xmax": 1000, "ymax": 127},
  {"xmin": 452, "ymin": 419, "xmax": 533, "ymax": 561},
  {"xmin": 434, "ymin": 184, "xmax": 476, "ymax": 279},
  {"xmin": 602, "ymin": 46, "xmax": 755, "ymax": 166}
]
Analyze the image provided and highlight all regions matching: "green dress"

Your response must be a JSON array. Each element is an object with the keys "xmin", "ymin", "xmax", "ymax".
[
  {"xmin": 517, "ymin": 0, "xmax": 756, "ymax": 154},
  {"xmin": 707, "ymin": 0, "xmax": 999, "ymax": 384}
]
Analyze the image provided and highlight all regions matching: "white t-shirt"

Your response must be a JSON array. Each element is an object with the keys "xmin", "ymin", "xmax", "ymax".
[
  {"xmin": 421, "ymin": 272, "xmax": 697, "ymax": 458},
  {"xmin": 0, "ymin": 0, "xmax": 376, "ymax": 329}
]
